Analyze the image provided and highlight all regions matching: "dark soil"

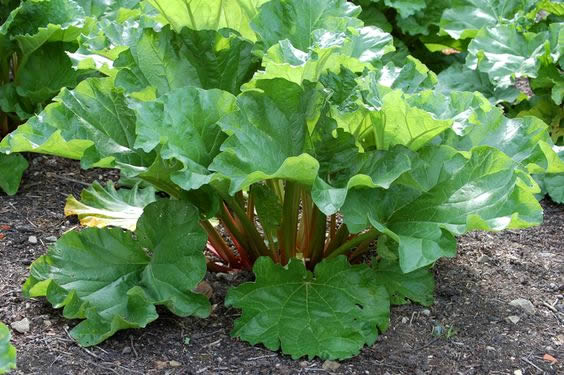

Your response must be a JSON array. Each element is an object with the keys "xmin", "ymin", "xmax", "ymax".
[{"xmin": 1, "ymin": 154, "xmax": 563, "ymax": 375}]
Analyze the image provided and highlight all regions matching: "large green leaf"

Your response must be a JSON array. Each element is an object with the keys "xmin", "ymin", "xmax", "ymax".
[
  {"xmin": 147, "ymin": 0, "xmax": 270, "ymax": 42},
  {"xmin": 246, "ymin": 27, "xmax": 394, "ymax": 87},
  {"xmin": 225, "ymin": 256, "xmax": 390, "ymax": 360},
  {"xmin": 436, "ymin": 63, "xmax": 525, "ymax": 104},
  {"xmin": 115, "ymin": 26, "xmax": 259, "ymax": 96},
  {"xmin": 251, "ymin": 0, "xmax": 362, "ymax": 51},
  {"xmin": 64, "ymin": 181, "xmax": 157, "ymax": 231},
  {"xmin": 0, "ymin": 77, "xmax": 154, "ymax": 176},
  {"xmin": 0, "ymin": 153, "xmax": 28, "ymax": 196},
  {"xmin": 23, "ymin": 200, "xmax": 210, "ymax": 346},
  {"xmin": 440, "ymin": 0, "xmax": 534, "ymax": 40},
  {"xmin": 0, "ymin": 322, "xmax": 16, "ymax": 374},
  {"xmin": 210, "ymin": 79, "xmax": 323, "ymax": 193},
  {"xmin": 0, "ymin": 0, "xmax": 95, "ymax": 56},
  {"xmin": 342, "ymin": 145, "xmax": 543, "ymax": 272},
  {"xmin": 466, "ymin": 25, "xmax": 551, "ymax": 89},
  {"xmin": 133, "ymin": 86, "xmax": 237, "ymax": 190}
]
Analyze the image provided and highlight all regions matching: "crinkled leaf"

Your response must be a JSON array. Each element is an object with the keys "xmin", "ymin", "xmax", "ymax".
[
  {"xmin": 544, "ymin": 172, "xmax": 564, "ymax": 202},
  {"xmin": 437, "ymin": 63, "xmax": 525, "ymax": 104},
  {"xmin": 225, "ymin": 256, "xmax": 390, "ymax": 360},
  {"xmin": 147, "ymin": 0, "xmax": 269, "ymax": 42},
  {"xmin": 1, "ymin": 0, "xmax": 94, "ymax": 56},
  {"xmin": 133, "ymin": 86, "xmax": 237, "ymax": 190},
  {"xmin": 0, "ymin": 153, "xmax": 28, "ymax": 196},
  {"xmin": 23, "ymin": 200, "xmax": 210, "ymax": 346},
  {"xmin": 440, "ymin": 0, "xmax": 534, "ymax": 40},
  {"xmin": 251, "ymin": 0, "xmax": 362, "ymax": 51},
  {"xmin": 64, "ymin": 181, "xmax": 157, "ymax": 231},
  {"xmin": 466, "ymin": 25, "xmax": 551, "ymax": 89},
  {"xmin": 210, "ymin": 79, "xmax": 323, "ymax": 193},
  {"xmin": 342, "ymin": 145, "xmax": 543, "ymax": 272},
  {"xmin": 372, "ymin": 259, "xmax": 435, "ymax": 306},
  {"xmin": 0, "ymin": 78, "xmax": 154, "ymax": 176},
  {"xmin": 115, "ymin": 26, "xmax": 259, "ymax": 96},
  {"xmin": 0, "ymin": 322, "xmax": 16, "ymax": 374}
]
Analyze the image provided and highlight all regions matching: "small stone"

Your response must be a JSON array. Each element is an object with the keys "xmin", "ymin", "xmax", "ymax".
[
  {"xmin": 478, "ymin": 255, "xmax": 490, "ymax": 263},
  {"xmin": 486, "ymin": 346, "xmax": 495, "ymax": 351},
  {"xmin": 509, "ymin": 298, "xmax": 535, "ymax": 314},
  {"xmin": 28, "ymin": 236, "xmax": 38, "ymax": 244},
  {"xmin": 401, "ymin": 317, "xmax": 409, "ymax": 324},
  {"xmin": 421, "ymin": 309, "xmax": 431, "ymax": 316},
  {"xmin": 549, "ymin": 283, "xmax": 557, "ymax": 290},
  {"xmin": 514, "ymin": 370, "xmax": 523, "ymax": 375},
  {"xmin": 169, "ymin": 360, "xmax": 181, "ymax": 367},
  {"xmin": 43, "ymin": 320, "xmax": 52, "ymax": 327},
  {"xmin": 322, "ymin": 360, "xmax": 341, "ymax": 371},
  {"xmin": 299, "ymin": 361, "xmax": 308, "ymax": 368},
  {"xmin": 11, "ymin": 318, "xmax": 30, "ymax": 333},
  {"xmin": 506, "ymin": 315, "xmax": 520, "ymax": 324},
  {"xmin": 45, "ymin": 236, "xmax": 57, "ymax": 242},
  {"xmin": 122, "ymin": 346, "xmax": 132, "ymax": 354}
]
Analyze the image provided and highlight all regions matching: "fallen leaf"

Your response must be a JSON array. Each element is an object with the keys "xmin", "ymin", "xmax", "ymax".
[
  {"xmin": 155, "ymin": 361, "xmax": 168, "ymax": 369},
  {"xmin": 0, "ymin": 233, "xmax": 5, "ymax": 240},
  {"xmin": 194, "ymin": 281, "xmax": 213, "ymax": 298},
  {"xmin": 169, "ymin": 360, "xmax": 182, "ymax": 367},
  {"xmin": 0, "ymin": 225, "xmax": 10, "ymax": 230},
  {"xmin": 543, "ymin": 354, "xmax": 557, "ymax": 364}
]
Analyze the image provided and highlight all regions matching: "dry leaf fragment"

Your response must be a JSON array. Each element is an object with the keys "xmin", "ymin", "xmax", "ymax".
[{"xmin": 543, "ymin": 354, "xmax": 557, "ymax": 364}]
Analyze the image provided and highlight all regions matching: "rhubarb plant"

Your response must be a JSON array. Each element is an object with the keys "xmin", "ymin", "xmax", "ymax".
[{"xmin": 2, "ymin": 0, "xmax": 563, "ymax": 360}]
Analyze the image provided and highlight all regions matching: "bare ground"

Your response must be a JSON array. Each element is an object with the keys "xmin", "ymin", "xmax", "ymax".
[{"xmin": 1, "ymin": 155, "xmax": 563, "ymax": 375}]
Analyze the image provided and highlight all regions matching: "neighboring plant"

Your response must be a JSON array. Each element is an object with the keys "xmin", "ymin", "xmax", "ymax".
[
  {"xmin": 0, "ymin": 0, "xmax": 130, "ymax": 194},
  {"xmin": 2, "ymin": 0, "xmax": 563, "ymax": 360},
  {"xmin": 0, "ymin": 322, "xmax": 16, "ymax": 374},
  {"xmin": 355, "ymin": 0, "xmax": 564, "ymax": 202}
]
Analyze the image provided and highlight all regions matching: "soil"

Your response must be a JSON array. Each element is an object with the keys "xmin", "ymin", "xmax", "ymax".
[{"xmin": 1, "ymin": 154, "xmax": 563, "ymax": 375}]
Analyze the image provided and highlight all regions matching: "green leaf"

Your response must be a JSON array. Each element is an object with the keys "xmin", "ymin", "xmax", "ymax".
[
  {"xmin": 342, "ymin": 145, "xmax": 543, "ymax": 272},
  {"xmin": 147, "ymin": 0, "xmax": 270, "ymax": 42},
  {"xmin": 252, "ymin": 183, "xmax": 283, "ymax": 235},
  {"xmin": 544, "ymin": 172, "xmax": 564, "ymax": 203},
  {"xmin": 466, "ymin": 25, "xmax": 551, "ymax": 89},
  {"xmin": 14, "ymin": 42, "xmax": 93, "ymax": 104},
  {"xmin": 133, "ymin": 86, "xmax": 237, "ymax": 190},
  {"xmin": 225, "ymin": 256, "xmax": 390, "ymax": 360},
  {"xmin": 64, "ymin": 181, "xmax": 157, "ymax": 231},
  {"xmin": 0, "ymin": 78, "xmax": 154, "ymax": 176},
  {"xmin": 0, "ymin": 153, "xmax": 28, "ymax": 196},
  {"xmin": 23, "ymin": 200, "xmax": 210, "ymax": 346},
  {"xmin": 210, "ymin": 79, "xmax": 323, "ymax": 193},
  {"xmin": 440, "ymin": 0, "xmax": 534, "ymax": 40},
  {"xmin": 383, "ymin": 0, "xmax": 426, "ymax": 18},
  {"xmin": 251, "ymin": 0, "xmax": 362, "ymax": 51},
  {"xmin": 436, "ymin": 63, "xmax": 525, "ymax": 104},
  {"xmin": 372, "ymin": 259, "xmax": 434, "ymax": 306},
  {"xmin": 115, "ymin": 26, "xmax": 259, "ymax": 96},
  {"xmin": 0, "ymin": 322, "xmax": 16, "ymax": 374},
  {"xmin": 1, "ymin": 0, "xmax": 95, "ymax": 56}
]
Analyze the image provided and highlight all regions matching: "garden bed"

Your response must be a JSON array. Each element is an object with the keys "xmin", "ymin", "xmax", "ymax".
[{"xmin": 1, "ymin": 155, "xmax": 562, "ymax": 375}]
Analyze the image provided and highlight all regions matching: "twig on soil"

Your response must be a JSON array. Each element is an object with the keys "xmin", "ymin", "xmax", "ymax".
[
  {"xmin": 49, "ymin": 174, "xmax": 90, "ymax": 186},
  {"xmin": 130, "ymin": 335, "xmax": 139, "ymax": 358},
  {"xmin": 543, "ymin": 301, "xmax": 558, "ymax": 312},
  {"xmin": 203, "ymin": 338, "xmax": 222, "ymax": 348},
  {"xmin": 84, "ymin": 360, "xmax": 120, "ymax": 375},
  {"xmin": 521, "ymin": 357, "xmax": 543, "ymax": 372},
  {"xmin": 245, "ymin": 354, "xmax": 278, "ymax": 361}
]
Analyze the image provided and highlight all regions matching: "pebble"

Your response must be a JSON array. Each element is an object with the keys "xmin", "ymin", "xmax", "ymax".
[
  {"xmin": 169, "ymin": 361, "xmax": 181, "ymax": 367},
  {"xmin": 478, "ymin": 255, "xmax": 490, "ymax": 263},
  {"xmin": 509, "ymin": 298, "xmax": 536, "ymax": 314},
  {"xmin": 322, "ymin": 360, "xmax": 341, "ymax": 371},
  {"xmin": 486, "ymin": 346, "xmax": 495, "ymax": 351},
  {"xmin": 514, "ymin": 370, "xmax": 523, "ymax": 375},
  {"xmin": 11, "ymin": 318, "xmax": 30, "ymax": 333},
  {"xmin": 122, "ymin": 346, "xmax": 132, "ymax": 354},
  {"xmin": 299, "ymin": 361, "xmax": 308, "ymax": 368},
  {"xmin": 45, "ymin": 236, "xmax": 57, "ymax": 242},
  {"xmin": 28, "ymin": 236, "xmax": 38, "ymax": 244},
  {"xmin": 421, "ymin": 309, "xmax": 431, "ymax": 316},
  {"xmin": 401, "ymin": 317, "xmax": 409, "ymax": 324},
  {"xmin": 506, "ymin": 315, "xmax": 520, "ymax": 324}
]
